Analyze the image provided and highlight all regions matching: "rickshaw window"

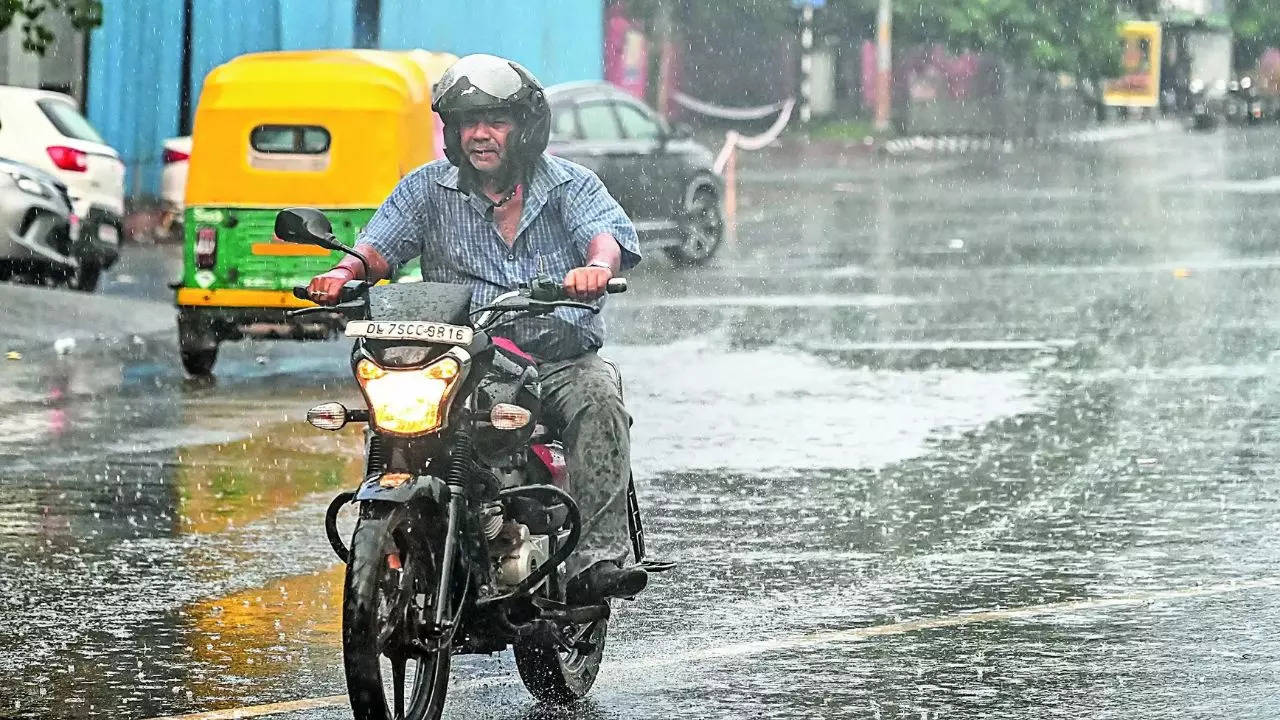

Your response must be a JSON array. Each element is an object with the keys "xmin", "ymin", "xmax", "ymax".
[{"xmin": 250, "ymin": 125, "xmax": 331, "ymax": 154}]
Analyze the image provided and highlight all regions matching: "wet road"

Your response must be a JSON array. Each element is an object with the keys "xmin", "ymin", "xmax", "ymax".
[{"xmin": 4, "ymin": 124, "xmax": 1280, "ymax": 719}]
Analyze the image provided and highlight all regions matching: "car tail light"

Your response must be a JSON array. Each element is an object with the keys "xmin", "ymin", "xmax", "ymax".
[
  {"xmin": 195, "ymin": 226, "xmax": 217, "ymax": 269},
  {"xmin": 47, "ymin": 146, "xmax": 88, "ymax": 172},
  {"xmin": 163, "ymin": 147, "xmax": 190, "ymax": 164}
]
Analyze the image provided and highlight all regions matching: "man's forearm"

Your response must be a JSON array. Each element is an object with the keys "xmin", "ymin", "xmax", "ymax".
[
  {"xmin": 335, "ymin": 243, "xmax": 392, "ymax": 283},
  {"xmin": 584, "ymin": 232, "xmax": 622, "ymax": 273}
]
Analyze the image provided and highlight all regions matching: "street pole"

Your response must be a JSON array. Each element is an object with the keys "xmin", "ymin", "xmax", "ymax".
[
  {"xmin": 799, "ymin": 2, "xmax": 814, "ymax": 124},
  {"xmin": 655, "ymin": 1, "xmax": 674, "ymax": 118},
  {"xmin": 874, "ymin": 0, "xmax": 892, "ymax": 132}
]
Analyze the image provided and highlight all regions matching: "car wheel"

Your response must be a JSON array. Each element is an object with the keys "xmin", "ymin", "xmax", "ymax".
[
  {"xmin": 69, "ymin": 261, "xmax": 101, "ymax": 293},
  {"xmin": 665, "ymin": 185, "xmax": 724, "ymax": 267}
]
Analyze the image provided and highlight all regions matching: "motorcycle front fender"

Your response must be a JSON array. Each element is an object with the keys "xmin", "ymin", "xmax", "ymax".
[{"xmin": 355, "ymin": 473, "xmax": 450, "ymax": 506}]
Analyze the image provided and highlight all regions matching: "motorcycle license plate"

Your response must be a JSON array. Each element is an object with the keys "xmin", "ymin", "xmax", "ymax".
[{"xmin": 345, "ymin": 321, "xmax": 474, "ymax": 345}]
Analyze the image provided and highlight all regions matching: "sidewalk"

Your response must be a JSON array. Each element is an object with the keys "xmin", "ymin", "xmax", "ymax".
[{"xmin": 880, "ymin": 119, "xmax": 1183, "ymax": 156}]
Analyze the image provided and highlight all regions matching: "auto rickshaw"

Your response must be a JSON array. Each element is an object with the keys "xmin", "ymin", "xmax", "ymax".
[{"xmin": 175, "ymin": 49, "xmax": 455, "ymax": 375}]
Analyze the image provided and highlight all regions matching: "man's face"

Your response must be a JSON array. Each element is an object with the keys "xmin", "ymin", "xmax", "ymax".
[{"xmin": 459, "ymin": 110, "xmax": 516, "ymax": 174}]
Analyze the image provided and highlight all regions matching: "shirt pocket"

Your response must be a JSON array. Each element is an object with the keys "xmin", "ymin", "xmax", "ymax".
[{"xmin": 527, "ymin": 233, "xmax": 582, "ymax": 277}]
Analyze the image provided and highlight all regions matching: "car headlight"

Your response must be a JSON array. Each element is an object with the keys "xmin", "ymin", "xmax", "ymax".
[
  {"xmin": 357, "ymin": 356, "xmax": 462, "ymax": 436},
  {"xmin": 6, "ymin": 172, "xmax": 48, "ymax": 198}
]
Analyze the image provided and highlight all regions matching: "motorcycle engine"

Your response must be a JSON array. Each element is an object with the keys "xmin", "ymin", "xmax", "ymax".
[{"xmin": 490, "ymin": 521, "xmax": 549, "ymax": 589}]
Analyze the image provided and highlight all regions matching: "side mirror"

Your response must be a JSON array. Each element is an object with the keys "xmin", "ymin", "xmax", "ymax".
[{"xmin": 275, "ymin": 207, "xmax": 338, "ymax": 248}]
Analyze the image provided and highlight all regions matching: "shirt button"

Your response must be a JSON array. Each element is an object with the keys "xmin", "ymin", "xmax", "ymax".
[{"xmin": 507, "ymin": 254, "xmax": 515, "ymax": 261}]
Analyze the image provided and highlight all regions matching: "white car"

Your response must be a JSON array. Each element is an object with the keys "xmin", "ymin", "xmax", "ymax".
[
  {"xmin": 0, "ymin": 85, "xmax": 124, "ymax": 289},
  {"xmin": 161, "ymin": 136, "xmax": 191, "ymax": 212}
]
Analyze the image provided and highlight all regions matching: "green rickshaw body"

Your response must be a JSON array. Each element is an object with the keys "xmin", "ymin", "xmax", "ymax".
[{"xmin": 175, "ymin": 48, "xmax": 452, "ymax": 375}]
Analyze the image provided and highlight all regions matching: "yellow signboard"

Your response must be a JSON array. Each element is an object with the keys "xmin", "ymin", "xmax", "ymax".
[{"xmin": 1104, "ymin": 21, "xmax": 1162, "ymax": 107}]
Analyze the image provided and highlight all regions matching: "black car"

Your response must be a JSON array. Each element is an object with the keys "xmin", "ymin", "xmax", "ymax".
[{"xmin": 546, "ymin": 82, "xmax": 724, "ymax": 265}]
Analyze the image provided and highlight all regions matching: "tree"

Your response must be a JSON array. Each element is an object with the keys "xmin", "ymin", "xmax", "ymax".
[
  {"xmin": 822, "ymin": 0, "xmax": 1123, "ymax": 81},
  {"xmin": 627, "ymin": 0, "xmax": 1124, "ymax": 82},
  {"xmin": 619, "ymin": 0, "xmax": 1128, "ymax": 111},
  {"xmin": 0, "ymin": 0, "xmax": 102, "ymax": 55},
  {"xmin": 823, "ymin": 0, "xmax": 1125, "ymax": 112},
  {"xmin": 1233, "ymin": 0, "xmax": 1280, "ymax": 71}
]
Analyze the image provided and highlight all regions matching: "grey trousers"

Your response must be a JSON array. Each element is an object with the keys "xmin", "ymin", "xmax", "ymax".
[{"xmin": 538, "ymin": 351, "xmax": 633, "ymax": 578}]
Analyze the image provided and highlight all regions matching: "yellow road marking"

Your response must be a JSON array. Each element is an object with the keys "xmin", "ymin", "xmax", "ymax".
[
  {"xmin": 144, "ymin": 577, "xmax": 1280, "ymax": 719},
  {"xmin": 143, "ymin": 695, "xmax": 347, "ymax": 720}
]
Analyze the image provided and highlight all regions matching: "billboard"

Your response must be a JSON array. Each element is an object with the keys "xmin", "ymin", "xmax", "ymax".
[{"xmin": 1104, "ymin": 21, "xmax": 1163, "ymax": 107}]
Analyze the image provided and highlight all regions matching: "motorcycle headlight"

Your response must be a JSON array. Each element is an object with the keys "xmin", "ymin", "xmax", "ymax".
[{"xmin": 357, "ymin": 356, "xmax": 462, "ymax": 436}]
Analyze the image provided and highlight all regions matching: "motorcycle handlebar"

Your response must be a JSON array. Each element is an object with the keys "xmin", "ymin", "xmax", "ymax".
[
  {"xmin": 528, "ymin": 277, "xmax": 628, "ymax": 302},
  {"xmin": 292, "ymin": 281, "xmax": 367, "ymax": 305}
]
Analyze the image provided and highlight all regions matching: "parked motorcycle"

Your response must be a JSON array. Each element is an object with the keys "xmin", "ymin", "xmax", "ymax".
[
  {"xmin": 1225, "ymin": 77, "xmax": 1264, "ymax": 126},
  {"xmin": 1187, "ymin": 79, "xmax": 1218, "ymax": 132},
  {"xmin": 274, "ymin": 208, "xmax": 670, "ymax": 720}
]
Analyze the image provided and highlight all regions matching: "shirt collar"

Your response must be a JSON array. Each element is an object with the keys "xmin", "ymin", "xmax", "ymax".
[{"xmin": 433, "ymin": 153, "xmax": 573, "ymax": 198}]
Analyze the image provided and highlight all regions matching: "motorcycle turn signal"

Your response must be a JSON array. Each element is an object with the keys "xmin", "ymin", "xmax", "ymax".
[
  {"xmin": 306, "ymin": 402, "xmax": 370, "ymax": 431},
  {"xmin": 489, "ymin": 403, "xmax": 532, "ymax": 430}
]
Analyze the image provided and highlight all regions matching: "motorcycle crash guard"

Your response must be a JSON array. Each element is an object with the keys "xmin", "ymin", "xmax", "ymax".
[{"xmin": 354, "ymin": 473, "xmax": 450, "ymax": 505}]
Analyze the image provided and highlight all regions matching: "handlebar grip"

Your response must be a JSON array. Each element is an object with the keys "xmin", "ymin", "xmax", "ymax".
[
  {"xmin": 293, "ymin": 285, "xmax": 310, "ymax": 301},
  {"xmin": 606, "ymin": 278, "xmax": 628, "ymax": 294}
]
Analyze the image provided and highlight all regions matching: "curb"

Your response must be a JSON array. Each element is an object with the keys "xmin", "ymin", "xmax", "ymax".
[{"xmin": 880, "ymin": 120, "xmax": 1181, "ymax": 156}]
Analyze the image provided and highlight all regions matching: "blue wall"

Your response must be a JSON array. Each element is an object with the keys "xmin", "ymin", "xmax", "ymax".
[
  {"xmin": 379, "ymin": 0, "xmax": 603, "ymax": 87},
  {"xmin": 188, "ymin": 0, "xmax": 358, "ymax": 118},
  {"xmin": 87, "ymin": 0, "xmax": 184, "ymax": 197},
  {"xmin": 88, "ymin": 0, "xmax": 603, "ymax": 196}
]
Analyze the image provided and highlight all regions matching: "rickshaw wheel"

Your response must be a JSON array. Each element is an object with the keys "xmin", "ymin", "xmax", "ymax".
[{"xmin": 181, "ymin": 346, "xmax": 218, "ymax": 376}]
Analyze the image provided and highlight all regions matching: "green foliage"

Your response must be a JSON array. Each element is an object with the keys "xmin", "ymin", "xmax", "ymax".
[
  {"xmin": 622, "ymin": 0, "xmax": 1125, "ymax": 82},
  {"xmin": 0, "ymin": 0, "xmax": 102, "ymax": 55},
  {"xmin": 1233, "ymin": 0, "xmax": 1280, "ymax": 70},
  {"xmin": 909, "ymin": 0, "xmax": 1123, "ymax": 81}
]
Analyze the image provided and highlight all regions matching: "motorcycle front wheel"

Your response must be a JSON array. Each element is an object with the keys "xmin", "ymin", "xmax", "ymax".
[{"xmin": 343, "ymin": 502, "xmax": 451, "ymax": 720}]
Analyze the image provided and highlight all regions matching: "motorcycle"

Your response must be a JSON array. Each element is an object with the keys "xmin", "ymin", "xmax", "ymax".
[
  {"xmin": 1187, "ymin": 79, "xmax": 1218, "ymax": 132},
  {"xmin": 1225, "ymin": 77, "xmax": 1264, "ymax": 126},
  {"xmin": 274, "ymin": 208, "xmax": 670, "ymax": 719}
]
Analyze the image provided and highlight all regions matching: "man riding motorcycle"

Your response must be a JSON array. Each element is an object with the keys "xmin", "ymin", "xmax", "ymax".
[{"xmin": 306, "ymin": 53, "xmax": 647, "ymax": 604}]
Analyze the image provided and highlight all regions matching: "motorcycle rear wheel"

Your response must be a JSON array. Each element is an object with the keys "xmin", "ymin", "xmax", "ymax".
[
  {"xmin": 343, "ymin": 503, "xmax": 451, "ymax": 720},
  {"xmin": 513, "ymin": 605, "xmax": 608, "ymax": 703}
]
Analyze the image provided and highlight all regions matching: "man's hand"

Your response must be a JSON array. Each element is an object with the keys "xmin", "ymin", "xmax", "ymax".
[
  {"xmin": 306, "ymin": 267, "xmax": 355, "ymax": 305},
  {"xmin": 563, "ymin": 265, "xmax": 613, "ymax": 300}
]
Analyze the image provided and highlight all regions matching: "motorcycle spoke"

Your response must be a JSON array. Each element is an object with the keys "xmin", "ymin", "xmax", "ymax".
[{"xmin": 391, "ymin": 655, "xmax": 406, "ymax": 720}]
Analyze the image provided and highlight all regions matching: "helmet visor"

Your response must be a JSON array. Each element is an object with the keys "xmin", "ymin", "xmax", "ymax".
[{"xmin": 435, "ymin": 54, "xmax": 525, "ymax": 103}]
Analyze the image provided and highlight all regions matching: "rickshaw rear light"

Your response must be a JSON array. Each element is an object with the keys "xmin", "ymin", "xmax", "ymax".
[
  {"xmin": 195, "ymin": 226, "xmax": 217, "ymax": 269},
  {"xmin": 162, "ymin": 148, "xmax": 189, "ymax": 164}
]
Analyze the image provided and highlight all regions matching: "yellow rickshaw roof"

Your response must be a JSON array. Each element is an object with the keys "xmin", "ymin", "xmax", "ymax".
[
  {"xmin": 201, "ymin": 49, "xmax": 457, "ymax": 110},
  {"xmin": 186, "ymin": 49, "xmax": 456, "ymax": 207}
]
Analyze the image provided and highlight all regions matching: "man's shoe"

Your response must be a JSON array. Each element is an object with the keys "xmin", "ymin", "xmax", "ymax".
[{"xmin": 566, "ymin": 560, "xmax": 648, "ymax": 605}]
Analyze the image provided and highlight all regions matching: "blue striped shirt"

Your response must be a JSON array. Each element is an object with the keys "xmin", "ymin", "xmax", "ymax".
[{"xmin": 360, "ymin": 154, "xmax": 641, "ymax": 362}]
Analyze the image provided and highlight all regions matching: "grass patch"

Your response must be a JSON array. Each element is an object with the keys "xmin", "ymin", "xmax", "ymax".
[{"xmin": 808, "ymin": 118, "xmax": 892, "ymax": 142}]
